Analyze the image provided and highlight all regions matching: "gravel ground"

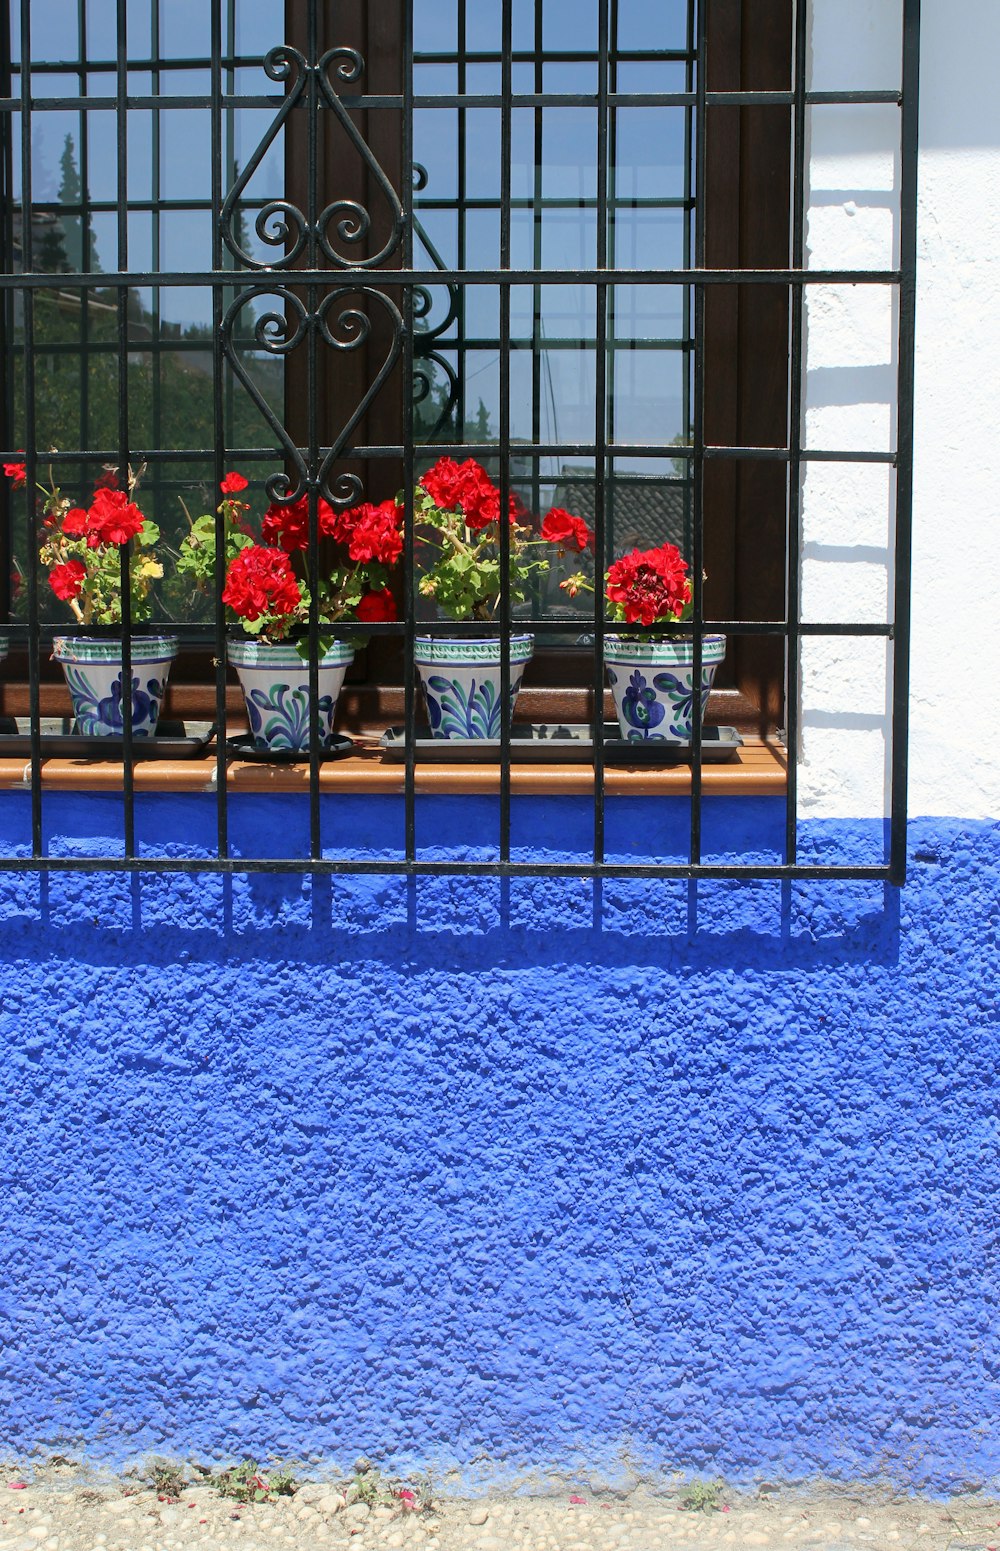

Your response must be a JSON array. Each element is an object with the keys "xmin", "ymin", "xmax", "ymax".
[{"xmin": 1, "ymin": 1467, "xmax": 998, "ymax": 1551}]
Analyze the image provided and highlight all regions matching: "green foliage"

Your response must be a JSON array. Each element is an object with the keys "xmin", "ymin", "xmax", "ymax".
[
  {"xmin": 208, "ymin": 1459, "xmax": 296, "ymax": 1505},
  {"xmin": 680, "ymin": 1479, "xmax": 724, "ymax": 1514},
  {"xmin": 147, "ymin": 1463, "xmax": 186, "ymax": 1500},
  {"xmin": 415, "ymin": 489, "xmax": 549, "ymax": 622}
]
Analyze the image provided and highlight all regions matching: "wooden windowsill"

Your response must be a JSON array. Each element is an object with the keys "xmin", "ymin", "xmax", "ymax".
[{"xmin": 0, "ymin": 730, "xmax": 786, "ymax": 796}]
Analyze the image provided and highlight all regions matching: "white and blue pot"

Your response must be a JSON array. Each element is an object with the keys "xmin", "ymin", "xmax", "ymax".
[
  {"xmin": 227, "ymin": 636, "xmax": 355, "ymax": 752},
  {"xmin": 605, "ymin": 634, "xmax": 727, "ymax": 743},
  {"xmin": 414, "ymin": 634, "xmax": 534, "ymax": 739},
  {"xmin": 52, "ymin": 635, "xmax": 179, "ymax": 738}
]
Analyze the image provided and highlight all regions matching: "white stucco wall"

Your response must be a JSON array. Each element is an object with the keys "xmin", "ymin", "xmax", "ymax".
[{"xmin": 799, "ymin": 0, "xmax": 1000, "ymax": 821}]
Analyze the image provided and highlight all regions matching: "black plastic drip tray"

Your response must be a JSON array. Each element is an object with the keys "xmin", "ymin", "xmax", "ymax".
[
  {"xmin": 379, "ymin": 723, "xmax": 743, "ymax": 763},
  {"xmin": 0, "ymin": 718, "xmax": 215, "ymax": 760}
]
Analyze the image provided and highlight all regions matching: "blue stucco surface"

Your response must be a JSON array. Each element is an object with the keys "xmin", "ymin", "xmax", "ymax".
[{"xmin": 0, "ymin": 793, "xmax": 997, "ymax": 1493}]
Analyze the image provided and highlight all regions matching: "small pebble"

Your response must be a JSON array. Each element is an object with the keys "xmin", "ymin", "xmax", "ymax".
[{"xmin": 468, "ymin": 1509, "xmax": 490, "ymax": 1527}]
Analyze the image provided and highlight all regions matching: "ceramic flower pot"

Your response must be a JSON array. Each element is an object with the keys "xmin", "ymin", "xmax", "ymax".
[
  {"xmin": 227, "ymin": 636, "xmax": 355, "ymax": 752},
  {"xmin": 605, "ymin": 634, "xmax": 727, "ymax": 743},
  {"xmin": 414, "ymin": 634, "xmax": 534, "ymax": 739},
  {"xmin": 52, "ymin": 635, "xmax": 179, "ymax": 737}
]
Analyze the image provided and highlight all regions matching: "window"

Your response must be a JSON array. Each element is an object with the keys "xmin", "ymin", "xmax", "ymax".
[{"xmin": 0, "ymin": 0, "xmax": 919, "ymax": 880}]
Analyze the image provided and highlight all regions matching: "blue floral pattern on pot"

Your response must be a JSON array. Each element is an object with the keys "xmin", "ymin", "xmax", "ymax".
[
  {"xmin": 52, "ymin": 636, "xmax": 179, "ymax": 738},
  {"xmin": 414, "ymin": 636, "xmax": 534, "ymax": 740},
  {"xmin": 227, "ymin": 637, "xmax": 355, "ymax": 753},
  {"xmin": 605, "ymin": 634, "xmax": 727, "ymax": 743}
]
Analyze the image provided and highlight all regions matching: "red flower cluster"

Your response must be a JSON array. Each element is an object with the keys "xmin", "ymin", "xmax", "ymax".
[
  {"xmin": 220, "ymin": 471, "xmax": 249, "ymax": 495},
  {"xmin": 356, "ymin": 586, "xmax": 398, "ymax": 622},
  {"xmin": 3, "ymin": 456, "xmax": 26, "ymax": 488},
  {"xmin": 94, "ymin": 468, "xmax": 119, "ymax": 491},
  {"xmin": 340, "ymin": 499, "xmax": 403, "ymax": 565},
  {"xmin": 605, "ymin": 543, "xmax": 692, "ymax": 626},
  {"xmin": 420, "ymin": 456, "xmax": 518, "ymax": 532},
  {"xmin": 260, "ymin": 493, "xmax": 341, "ymax": 553},
  {"xmin": 222, "ymin": 544, "xmax": 302, "ymax": 621},
  {"xmin": 49, "ymin": 559, "xmax": 87, "ymax": 602},
  {"xmin": 62, "ymin": 487, "xmax": 146, "ymax": 547},
  {"xmin": 541, "ymin": 507, "xmax": 594, "ymax": 552}
]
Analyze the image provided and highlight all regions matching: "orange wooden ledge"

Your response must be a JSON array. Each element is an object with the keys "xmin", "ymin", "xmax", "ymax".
[{"xmin": 0, "ymin": 734, "xmax": 786, "ymax": 797}]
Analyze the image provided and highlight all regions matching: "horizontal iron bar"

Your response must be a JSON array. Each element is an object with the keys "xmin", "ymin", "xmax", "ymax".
[
  {"xmin": 1, "ymin": 267, "xmax": 902, "ymax": 287},
  {"xmin": 0, "ymin": 619, "xmax": 892, "ymax": 638},
  {"xmin": 0, "ymin": 442, "xmax": 895, "ymax": 465},
  {"xmin": 0, "ymin": 88, "xmax": 903, "ymax": 112},
  {"xmin": 0, "ymin": 856, "xmax": 893, "ymax": 879},
  {"xmin": 8, "ymin": 333, "xmax": 693, "ymax": 354}
]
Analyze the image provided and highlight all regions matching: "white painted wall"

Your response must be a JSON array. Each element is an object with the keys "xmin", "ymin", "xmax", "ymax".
[{"xmin": 799, "ymin": 0, "xmax": 1000, "ymax": 821}]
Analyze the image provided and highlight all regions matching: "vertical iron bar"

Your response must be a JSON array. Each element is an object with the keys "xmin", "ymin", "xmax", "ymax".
[
  {"xmin": 151, "ymin": 0, "xmax": 162, "ymax": 562},
  {"xmin": 456, "ymin": 0, "xmax": 467, "ymax": 438},
  {"xmin": 498, "ymin": 0, "xmax": 513, "ymax": 862},
  {"xmin": 531, "ymin": 0, "xmax": 543, "ymax": 551},
  {"xmin": 18, "ymin": 0, "xmax": 41, "ymax": 858},
  {"xmin": 78, "ymin": 0, "xmax": 89, "ymax": 508},
  {"xmin": 116, "ymin": 0, "xmax": 135, "ymax": 858},
  {"xmin": 682, "ymin": 0, "xmax": 695, "ymax": 549},
  {"xmin": 404, "ymin": 0, "xmax": 417, "ymax": 864},
  {"xmin": 891, "ymin": 0, "xmax": 921, "ymax": 884},
  {"xmin": 306, "ymin": 5, "xmax": 321, "ymax": 863},
  {"xmin": 785, "ymin": 0, "xmax": 807, "ymax": 868},
  {"xmin": 690, "ymin": 0, "xmax": 707, "ymax": 867},
  {"xmin": 0, "ymin": 0, "xmax": 11, "ymax": 625},
  {"xmin": 211, "ymin": 0, "xmax": 228, "ymax": 858},
  {"xmin": 593, "ymin": 0, "xmax": 610, "ymax": 866}
]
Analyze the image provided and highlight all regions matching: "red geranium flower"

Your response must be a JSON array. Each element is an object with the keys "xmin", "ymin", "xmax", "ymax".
[
  {"xmin": 260, "ymin": 494, "xmax": 339, "ymax": 552},
  {"xmin": 220, "ymin": 471, "xmax": 249, "ymax": 495},
  {"xmin": 86, "ymin": 487, "xmax": 145, "ymax": 547},
  {"xmin": 420, "ymin": 456, "xmax": 518, "ymax": 531},
  {"xmin": 3, "ymin": 457, "xmax": 26, "ymax": 488},
  {"xmin": 61, "ymin": 507, "xmax": 90, "ymax": 537},
  {"xmin": 222, "ymin": 544, "xmax": 301, "ymax": 620},
  {"xmin": 355, "ymin": 586, "xmax": 397, "ymax": 622},
  {"xmin": 605, "ymin": 543, "xmax": 692, "ymax": 626},
  {"xmin": 541, "ymin": 507, "xmax": 594, "ymax": 552},
  {"xmin": 49, "ymin": 559, "xmax": 87, "ymax": 602},
  {"xmin": 94, "ymin": 468, "xmax": 119, "ymax": 491},
  {"xmin": 345, "ymin": 500, "xmax": 403, "ymax": 565}
]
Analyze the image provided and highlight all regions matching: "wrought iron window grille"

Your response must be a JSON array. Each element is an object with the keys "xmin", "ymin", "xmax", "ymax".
[{"xmin": 0, "ymin": 0, "xmax": 920, "ymax": 881}]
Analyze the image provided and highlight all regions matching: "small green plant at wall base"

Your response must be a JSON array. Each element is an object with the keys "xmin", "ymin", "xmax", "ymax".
[
  {"xmin": 680, "ymin": 1478, "xmax": 725, "ymax": 1513},
  {"xmin": 147, "ymin": 1463, "xmax": 187, "ymax": 1500},
  {"xmin": 208, "ymin": 1459, "xmax": 296, "ymax": 1504}
]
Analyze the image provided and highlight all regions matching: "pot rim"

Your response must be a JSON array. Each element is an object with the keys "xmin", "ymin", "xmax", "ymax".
[
  {"xmin": 52, "ymin": 633, "xmax": 180, "ymax": 663},
  {"xmin": 604, "ymin": 632, "xmax": 727, "ymax": 663},
  {"xmin": 227, "ymin": 636, "xmax": 356, "ymax": 668},
  {"xmin": 414, "ymin": 633, "xmax": 535, "ymax": 663}
]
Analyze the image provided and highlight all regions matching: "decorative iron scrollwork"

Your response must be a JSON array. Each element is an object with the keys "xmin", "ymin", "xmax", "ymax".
[
  {"xmin": 221, "ymin": 285, "xmax": 403, "ymax": 508},
  {"xmin": 220, "ymin": 44, "xmax": 403, "ymax": 271}
]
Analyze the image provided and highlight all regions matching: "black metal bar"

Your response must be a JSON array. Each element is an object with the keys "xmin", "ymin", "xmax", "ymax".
[
  {"xmin": 17, "ymin": 0, "xmax": 42, "ymax": 858},
  {"xmin": 0, "ymin": 266, "xmax": 904, "ymax": 288},
  {"xmin": 891, "ymin": 0, "xmax": 921, "ymax": 885},
  {"xmin": 0, "ymin": 441, "xmax": 900, "ymax": 466},
  {"xmin": 0, "ymin": 90, "xmax": 903, "ymax": 112},
  {"xmin": 210, "ymin": 0, "xmax": 228, "ymax": 860},
  {"xmin": 689, "ymin": 0, "xmax": 707, "ymax": 869},
  {"xmin": 0, "ymin": 854, "xmax": 894, "ymax": 881},
  {"xmin": 593, "ymin": 0, "xmax": 610, "ymax": 867},
  {"xmin": 306, "ymin": 3, "xmax": 321, "ymax": 862},
  {"xmin": 498, "ymin": 0, "xmax": 513, "ymax": 863},
  {"xmin": 404, "ymin": 0, "xmax": 417, "ymax": 864},
  {"xmin": 114, "ymin": 0, "xmax": 136, "ymax": 858},
  {"xmin": 785, "ymin": 0, "xmax": 808, "ymax": 869},
  {"xmin": 0, "ymin": 615, "xmax": 895, "ymax": 638}
]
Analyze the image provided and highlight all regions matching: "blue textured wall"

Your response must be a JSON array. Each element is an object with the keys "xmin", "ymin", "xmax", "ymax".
[{"xmin": 0, "ymin": 794, "xmax": 997, "ymax": 1493}]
